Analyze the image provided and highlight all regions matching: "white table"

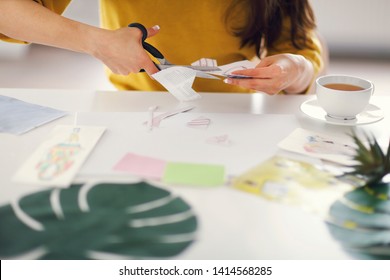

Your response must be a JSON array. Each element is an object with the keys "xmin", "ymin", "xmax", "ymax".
[{"xmin": 1, "ymin": 88, "xmax": 389, "ymax": 260}]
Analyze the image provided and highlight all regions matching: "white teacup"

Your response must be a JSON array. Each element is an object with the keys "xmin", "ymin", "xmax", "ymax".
[{"xmin": 316, "ymin": 75, "xmax": 374, "ymax": 120}]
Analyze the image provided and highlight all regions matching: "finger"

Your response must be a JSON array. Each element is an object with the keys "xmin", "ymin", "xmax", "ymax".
[
  {"xmin": 142, "ymin": 57, "xmax": 160, "ymax": 75},
  {"xmin": 224, "ymin": 78, "xmax": 279, "ymax": 95},
  {"xmin": 232, "ymin": 64, "xmax": 282, "ymax": 79},
  {"xmin": 146, "ymin": 25, "xmax": 160, "ymax": 38}
]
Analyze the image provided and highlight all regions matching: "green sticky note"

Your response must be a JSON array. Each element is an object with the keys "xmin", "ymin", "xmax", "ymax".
[{"xmin": 163, "ymin": 162, "xmax": 225, "ymax": 186}]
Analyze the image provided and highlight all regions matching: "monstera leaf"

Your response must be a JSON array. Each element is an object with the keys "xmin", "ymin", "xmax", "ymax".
[
  {"xmin": 0, "ymin": 182, "xmax": 198, "ymax": 259},
  {"xmin": 326, "ymin": 182, "xmax": 390, "ymax": 259}
]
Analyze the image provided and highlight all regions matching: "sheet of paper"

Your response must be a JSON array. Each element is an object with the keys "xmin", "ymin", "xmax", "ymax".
[
  {"xmin": 278, "ymin": 128, "xmax": 357, "ymax": 166},
  {"xmin": 233, "ymin": 156, "xmax": 353, "ymax": 216},
  {"xmin": 0, "ymin": 95, "xmax": 67, "ymax": 135},
  {"xmin": 13, "ymin": 125, "xmax": 106, "ymax": 188},
  {"xmin": 207, "ymin": 60, "xmax": 257, "ymax": 78},
  {"xmin": 152, "ymin": 66, "xmax": 201, "ymax": 102},
  {"xmin": 163, "ymin": 162, "xmax": 225, "ymax": 187},
  {"xmin": 113, "ymin": 152, "xmax": 167, "ymax": 180}
]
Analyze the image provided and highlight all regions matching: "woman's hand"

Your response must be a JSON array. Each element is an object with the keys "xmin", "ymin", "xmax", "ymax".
[
  {"xmin": 224, "ymin": 54, "xmax": 314, "ymax": 95},
  {"xmin": 92, "ymin": 25, "xmax": 160, "ymax": 75}
]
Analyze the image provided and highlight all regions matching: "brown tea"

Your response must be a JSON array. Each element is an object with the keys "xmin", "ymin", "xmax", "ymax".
[{"xmin": 324, "ymin": 83, "xmax": 365, "ymax": 91}]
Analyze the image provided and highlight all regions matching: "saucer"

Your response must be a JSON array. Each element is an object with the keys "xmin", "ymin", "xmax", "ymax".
[{"xmin": 300, "ymin": 98, "xmax": 384, "ymax": 126}]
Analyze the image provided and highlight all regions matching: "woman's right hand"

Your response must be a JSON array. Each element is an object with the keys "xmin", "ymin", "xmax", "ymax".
[{"xmin": 92, "ymin": 25, "xmax": 160, "ymax": 75}]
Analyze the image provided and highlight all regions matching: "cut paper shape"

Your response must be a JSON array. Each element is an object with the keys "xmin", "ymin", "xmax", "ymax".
[
  {"xmin": 152, "ymin": 67, "xmax": 202, "ymax": 101},
  {"xmin": 13, "ymin": 125, "xmax": 106, "ymax": 188},
  {"xmin": 191, "ymin": 58, "xmax": 218, "ymax": 68},
  {"xmin": 207, "ymin": 60, "xmax": 257, "ymax": 78},
  {"xmin": 278, "ymin": 128, "xmax": 357, "ymax": 166},
  {"xmin": 233, "ymin": 156, "xmax": 353, "ymax": 216},
  {"xmin": 206, "ymin": 134, "xmax": 232, "ymax": 146},
  {"xmin": 113, "ymin": 153, "xmax": 167, "ymax": 180},
  {"xmin": 143, "ymin": 105, "xmax": 195, "ymax": 128},
  {"xmin": 186, "ymin": 116, "xmax": 211, "ymax": 129},
  {"xmin": 163, "ymin": 162, "xmax": 225, "ymax": 187},
  {"xmin": 0, "ymin": 95, "xmax": 67, "ymax": 135},
  {"xmin": 0, "ymin": 182, "xmax": 198, "ymax": 259}
]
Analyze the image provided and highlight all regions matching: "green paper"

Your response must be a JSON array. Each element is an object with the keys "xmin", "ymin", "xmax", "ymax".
[
  {"xmin": 163, "ymin": 162, "xmax": 225, "ymax": 186},
  {"xmin": 0, "ymin": 182, "xmax": 198, "ymax": 259}
]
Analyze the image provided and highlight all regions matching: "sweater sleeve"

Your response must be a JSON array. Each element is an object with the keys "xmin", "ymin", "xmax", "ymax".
[
  {"xmin": 0, "ymin": 0, "xmax": 72, "ymax": 44},
  {"xmin": 266, "ymin": 17, "xmax": 324, "ymax": 79}
]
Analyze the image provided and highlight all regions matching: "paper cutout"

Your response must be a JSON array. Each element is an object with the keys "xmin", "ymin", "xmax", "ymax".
[
  {"xmin": 191, "ymin": 58, "xmax": 218, "ymax": 68},
  {"xmin": 113, "ymin": 152, "xmax": 167, "ymax": 180},
  {"xmin": 187, "ymin": 116, "xmax": 211, "ymax": 129},
  {"xmin": 0, "ymin": 95, "xmax": 66, "ymax": 135},
  {"xmin": 143, "ymin": 105, "xmax": 195, "ymax": 128},
  {"xmin": 163, "ymin": 162, "xmax": 225, "ymax": 187},
  {"xmin": 233, "ymin": 156, "xmax": 353, "ymax": 216},
  {"xmin": 152, "ymin": 67, "xmax": 202, "ymax": 101},
  {"xmin": 278, "ymin": 128, "xmax": 357, "ymax": 166},
  {"xmin": 0, "ymin": 182, "xmax": 198, "ymax": 259},
  {"xmin": 13, "ymin": 125, "xmax": 106, "ymax": 188},
  {"xmin": 206, "ymin": 134, "xmax": 232, "ymax": 146},
  {"xmin": 208, "ymin": 60, "xmax": 257, "ymax": 78}
]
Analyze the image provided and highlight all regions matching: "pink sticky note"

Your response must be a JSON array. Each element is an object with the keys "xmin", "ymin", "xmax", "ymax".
[{"xmin": 113, "ymin": 153, "xmax": 167, "ymax": 180}]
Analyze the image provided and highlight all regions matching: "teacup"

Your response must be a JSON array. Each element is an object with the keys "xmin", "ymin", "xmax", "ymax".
[{"xmin": 316, "ymin": 75, "xmax": 374, "ymax": 120}]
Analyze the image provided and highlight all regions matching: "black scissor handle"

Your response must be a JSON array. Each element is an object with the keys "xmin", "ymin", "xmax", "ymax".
[{"xmin": 128, "ymin": 22, "xmax": 164, "ymax": 60}]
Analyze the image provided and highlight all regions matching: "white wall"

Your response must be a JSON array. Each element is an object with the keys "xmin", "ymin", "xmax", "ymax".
[{"xmin": 312, "ymin": 0, "xmax": 390, "ymax": 56}]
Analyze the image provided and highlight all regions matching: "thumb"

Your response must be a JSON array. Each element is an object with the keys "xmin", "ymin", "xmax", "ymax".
[{"xmin": 146, "ymin": 25, "xmax": 160, "ymax": 38}]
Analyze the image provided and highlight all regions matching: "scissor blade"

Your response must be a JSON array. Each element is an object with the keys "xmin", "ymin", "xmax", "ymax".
[{"xmin": 157, "ymin": 65, "xmax": 221, "ymax": 71}]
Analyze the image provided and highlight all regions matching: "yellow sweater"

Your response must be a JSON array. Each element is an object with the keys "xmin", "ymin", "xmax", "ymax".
[{"xmin": 1, "ymin": 0, "xmax": 323, "ymax": 93}]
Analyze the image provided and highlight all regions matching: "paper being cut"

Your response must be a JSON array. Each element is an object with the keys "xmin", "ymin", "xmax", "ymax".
[
  {"xmin": 152, "ymin": 60, "xmax": 257, "ymax": 101},
  {"xmin": 13, "ymin": 125, "xmax": 106, "ymax": 188}
]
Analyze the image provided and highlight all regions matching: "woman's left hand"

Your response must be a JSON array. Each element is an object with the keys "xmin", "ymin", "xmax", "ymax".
[{"xmin": 224, "ymin": 54, "xmax": 314, "ymax": 95}]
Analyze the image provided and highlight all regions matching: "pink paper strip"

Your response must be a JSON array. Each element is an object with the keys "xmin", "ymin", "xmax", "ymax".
[{"xmin": 113, "ymin": 153, "xmax": 167, "ymax": 180}]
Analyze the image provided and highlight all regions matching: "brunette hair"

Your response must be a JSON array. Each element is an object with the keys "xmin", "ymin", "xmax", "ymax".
[{"xmin": 225, "ymin": 0, "xmax": 316, "ymax": 56}]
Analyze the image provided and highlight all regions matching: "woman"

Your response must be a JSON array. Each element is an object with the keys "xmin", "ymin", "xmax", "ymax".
[{"xmin": 0, "ymin": 0, "xmax": 323, "ymax": 94}]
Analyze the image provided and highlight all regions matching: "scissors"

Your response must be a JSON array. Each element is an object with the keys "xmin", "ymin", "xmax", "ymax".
[{"xmin": 128, "ymin": 23, "xmax": 221, "ymax": 72}]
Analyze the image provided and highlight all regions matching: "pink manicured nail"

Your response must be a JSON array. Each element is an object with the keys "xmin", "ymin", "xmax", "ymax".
[
  {"xmin": 223, "ymin": 78, "xmax": 231, "ymax": 84},
  {"xmin": 152, "ymin": 25, "xmax": 160, "ymax": 30}
]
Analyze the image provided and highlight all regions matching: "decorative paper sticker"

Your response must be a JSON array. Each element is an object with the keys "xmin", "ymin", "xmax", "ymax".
[
  {"xmin": 233, "ymin": 156, "xmax": 353, "ymax": 216},
  {"xmin": 187, "ymin": 116, "xmax": 211, "ymax": 129},
  {"xmin": 163, "ymin": 162, "xmax": 225, "ymax": 187},
  {"xmin": 13, "ymin": 125, "xmax": 106, "ymax": 188},
  {"xmin": 278, "ymin": 128, "xmax": 357, "ymax": 165},
  {"xmin": 0, "ymin": 182, "xmax": 198, "ymax": 259},
  {"xmin": 206, "ymin": 134, "xmax": 232, "ymax": 147},
  {"xmin": 113, "ymin": 153, "xmax": 167, "ymax": 180},
  {"xmin": 0, "ymin": 95, "xmax": 67, "ymax": 135}
]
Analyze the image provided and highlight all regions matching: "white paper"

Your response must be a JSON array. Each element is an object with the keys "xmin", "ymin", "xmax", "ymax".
[
  {"xmin": 278, "ymin": 128, "xmax": 357, "ymax": 166},
  {"xmin": 0, "ymin": 95, "xmax": 66, "ymax": 135},
  {"xmin": 207, "ymin": 60, "xmax": 257, "ymax": 77},
  {"xmin": 152, "ymin": 66, "xmax": 201, "ymax": 102},
  {"xmin": 13, "ymin": 125, "xmax": 106, "ymax": 187}
]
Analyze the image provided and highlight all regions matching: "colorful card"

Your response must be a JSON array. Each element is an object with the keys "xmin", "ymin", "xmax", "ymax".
[
  {"xmin": 233, "ymin": 156, "xmax": 353, "ymax": 216},
  {"xmin": 13, "ymin": 125, "xmax": 106, "ymax": 188},
  {"xmin": 113, "ymin": 152, "xmax": 167, "ymax": 180},
  {"xmin": 163, "ymin": 162, "xmax": 225, "ymax": 187},
  {"xmin": 278, "ymin": 128, "xmax": 357, "ymax": 166}
]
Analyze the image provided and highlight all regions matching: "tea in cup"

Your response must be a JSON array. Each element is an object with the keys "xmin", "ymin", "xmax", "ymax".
[{"xmin": 315, "ymin": 75, "xmax": 374, "ymax": 120}]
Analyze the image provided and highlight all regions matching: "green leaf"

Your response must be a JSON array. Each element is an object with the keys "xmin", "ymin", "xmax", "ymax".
[{"xmin": 0, "ymin": 182, "xmax": 198, "ymax": 259}]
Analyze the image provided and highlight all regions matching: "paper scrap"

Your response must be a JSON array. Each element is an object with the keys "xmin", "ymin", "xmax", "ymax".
[
  {"xmin": 152, "ymin": 66, "xmax": 201, "ymax": 102},
  {"xmin": 163, "ymin": 162, "xmax": 225, "ymax": 187},
  {"xmin": 0, "ymin": 95, "xmax": 67, "ymax": 135},
  {"xmin": 143, "ymin": 105, "xmax": 195, "ymax": 128},
  {"xmin": 113, "ymin": 152, "xmax": 167, "ymax": 180},
  {"xmin": 278, "ymin": 128, "xmax": 357, "ymax": 166},
  {"xmin": 187, "ymin": 116, "xmax": 211, "ymax": 129},
  {"xmin": 13, "ymin": 125, "xmax": 106, "ymax": 188},
  {"xmin": 206, "ymin": 134, "xmax": 232, "ymax": 146},
  {"xmin": 207, "ymin": 60, "xmax": 257, "ymax": 78}
]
